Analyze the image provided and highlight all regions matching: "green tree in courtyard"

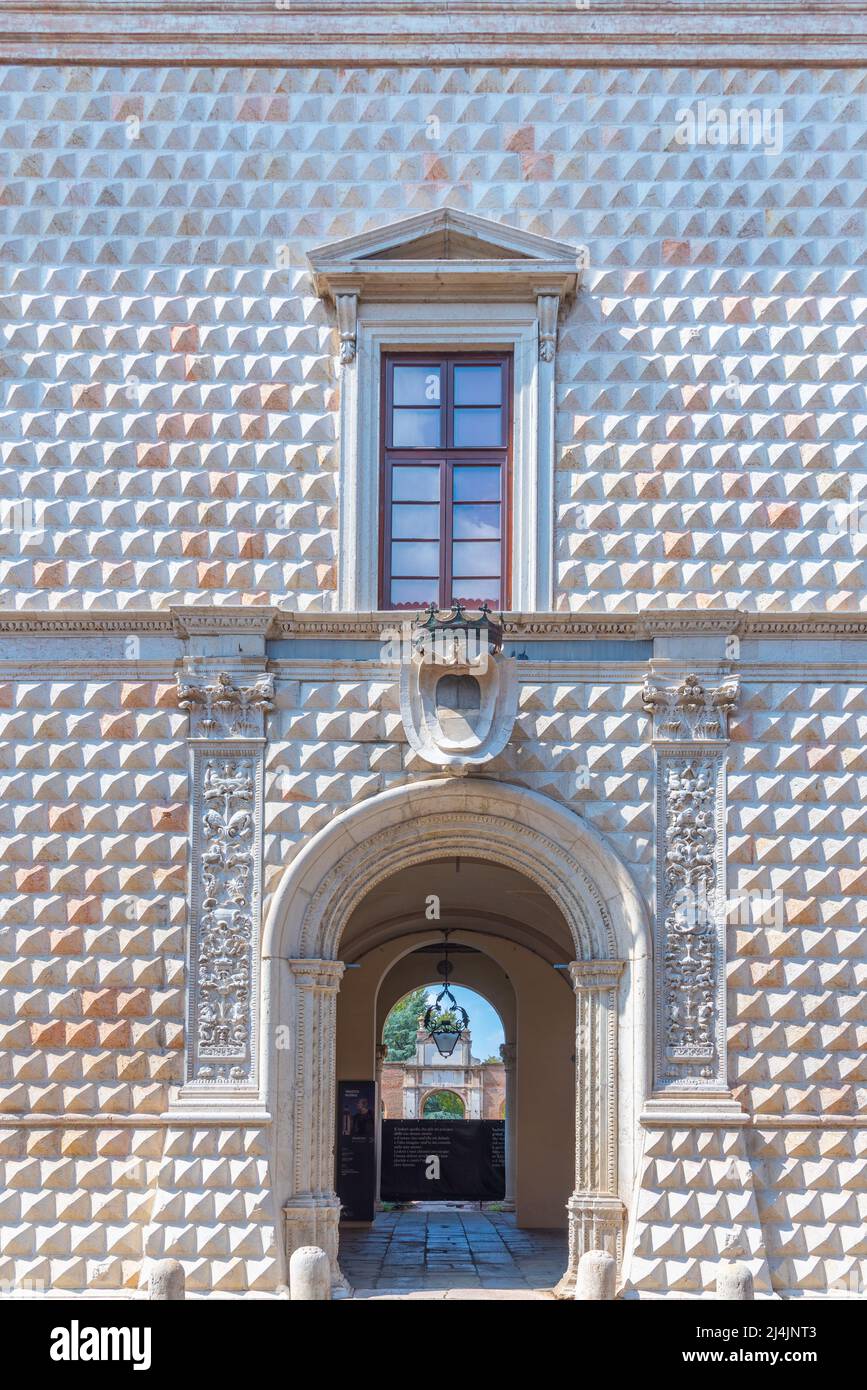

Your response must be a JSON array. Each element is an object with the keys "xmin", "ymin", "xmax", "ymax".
[
  {"xmin": 382, "ymin": 987, "xmax": 430, "ymax": 1062},
  {"xmin": 422, "ymin": 1091, "xmax": 465, "ymax": 1120}
]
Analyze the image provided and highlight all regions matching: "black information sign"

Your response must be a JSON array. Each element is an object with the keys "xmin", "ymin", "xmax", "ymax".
[
  {"xmin": 336, "ymin": 1080, "xmax": 377, "ymax": 1221},
  {"xmin": 381, "ymin": 1120, "xmax": 505, "ymax": 1202}
]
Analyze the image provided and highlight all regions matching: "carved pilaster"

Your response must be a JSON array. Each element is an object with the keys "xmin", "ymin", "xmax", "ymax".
[
  {"xmin": 375, "ymin": 1043, "xmax": 388, "ymax": 1211},
  {"xmin": 499, "ymin": 1041, "xmax": 517, "ymax": 1210},
  {"xmin": 556, "ymin": 959, "xmax": 626, "ymax": 1297},
  {"xmin": 642, "ymin": 671, "xmax": 739, "ymax": 1097},
  {"xmin": 284, "ymin": 959, "xmax": 347, "ymax": 1290},
  {"xmin": 176, "ymin": 668, "xmax": 273, "ymax": 1099}
]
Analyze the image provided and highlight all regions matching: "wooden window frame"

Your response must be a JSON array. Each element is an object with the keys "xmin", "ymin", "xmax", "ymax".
[{"xmin": 379, "ymin": 351, "xmax": 513, "ymax": 611}]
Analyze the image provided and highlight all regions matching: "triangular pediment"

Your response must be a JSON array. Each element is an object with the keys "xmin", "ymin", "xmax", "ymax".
[
  {"xmin": 309, "ymin": 207, "xmax": 583, "ymax": 303},
  {"xmin": 365, "ymin": 230, "xmax": 534, "ymax": 262}
]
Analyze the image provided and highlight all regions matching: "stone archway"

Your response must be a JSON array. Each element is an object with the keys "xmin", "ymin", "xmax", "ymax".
[
  {"xmin": 421, "ymin": 1089, "xmax": 466, "ymax": 1118},
  {"xmin": 261, "ymin": 777, "xmax": 651, "ymax": 1294}
]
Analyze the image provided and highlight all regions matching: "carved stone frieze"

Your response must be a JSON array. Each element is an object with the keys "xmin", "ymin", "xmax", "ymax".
[
  {"xmin": 653, "ymin": 748, "xmax": 729, "ymax": 1091},
  {"xmin": 185, "ymin": 745, "xmax": 265, "ymax": 1088},
  {"xmin": 195, "ymin": 756, "xmax": 257, "ymax": 1079},
  {"xmin": 177, "ymin": 667, "xmax": 271, "ymax": 1093},
  {"xmin": 3, "ymin": 607, "xmax": 864, "ymax": 641},
  {"xmin": 645, "ymin": 669, "xmax": 736, "ymax": 1095}
]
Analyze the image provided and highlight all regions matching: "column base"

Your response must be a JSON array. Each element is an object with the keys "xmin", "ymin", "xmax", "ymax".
[
  {"xmin": 283, "ymin": 1196, "xmax": 351, "ymax": 1297},
  {"xmin": 554, "ymin": 1193, "xmax": 626, "ymax": 1299}
]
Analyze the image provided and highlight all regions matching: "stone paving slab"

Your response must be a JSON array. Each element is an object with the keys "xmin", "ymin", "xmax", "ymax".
[
  {"xmin": 351, "ymin": 1288, "xmax": 558, "ymax": 1300},
  {"xmin": 341, "ymin": 1207, "xmax": 568, "ymax": 1298}
]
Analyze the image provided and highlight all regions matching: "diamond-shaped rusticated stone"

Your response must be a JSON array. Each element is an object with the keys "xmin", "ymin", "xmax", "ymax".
[
  {"xmin": 0, "ymin": 64, "xmax": 863, "ymax": 612},
  {"xmin": 0, "ymin": 676, "xmax": 187, "ymax": 1118}
]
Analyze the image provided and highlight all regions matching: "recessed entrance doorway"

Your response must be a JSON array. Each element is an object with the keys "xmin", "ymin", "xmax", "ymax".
[
  {"xmin": 265, "ymin": 778, "xmax": 649, "ymax": 1299},
  {"xmin": 333, "ymin": 856, "xmax": 577, "ymax": 1295}
]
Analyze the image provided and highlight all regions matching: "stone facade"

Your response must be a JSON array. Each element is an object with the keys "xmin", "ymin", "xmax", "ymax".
[
  {"xmin": 380, "ymin": 1027, "xmax": 506, "ymax": 1121},
  {"xmin": 0, "ymin": 4, "xmax": 865, "ymax": 1300}
]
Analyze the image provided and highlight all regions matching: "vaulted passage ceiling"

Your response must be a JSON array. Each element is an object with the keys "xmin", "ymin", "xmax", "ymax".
[{"xmin": 341, "ymin": 855, "xmax": 574, "ymax": 964}]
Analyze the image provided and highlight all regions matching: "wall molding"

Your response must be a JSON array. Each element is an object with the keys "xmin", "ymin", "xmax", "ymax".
[
  {"xmin": 1, "ymin": 3, "xmax": 862, "ymax": 66},
  {"xmin": 2, "ymin": 608, "xmax": 867, "ymax": 641}
]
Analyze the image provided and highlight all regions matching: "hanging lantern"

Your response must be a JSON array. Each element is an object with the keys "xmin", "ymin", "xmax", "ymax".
[{"xmin": 423, "ymin": 933, "xmax": 470, "ymax": 1058}]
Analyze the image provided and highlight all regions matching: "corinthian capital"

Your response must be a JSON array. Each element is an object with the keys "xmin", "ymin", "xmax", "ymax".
[
  {"xmin": 177, "ymin": 668, "xmax": 274, "ymax": 739},
  {"xmin": 642, "ymin": 671, "xmax": 738, "ymax": 743}
]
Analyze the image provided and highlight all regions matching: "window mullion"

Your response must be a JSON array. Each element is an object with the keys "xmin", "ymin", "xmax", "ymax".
[
  {"xmin": 382, "ymin": 453, "xmax": 393, "ymax": 608},
  {"xmin": 442, "ymin": 457, "xmax": 453, "ymax": 609}
]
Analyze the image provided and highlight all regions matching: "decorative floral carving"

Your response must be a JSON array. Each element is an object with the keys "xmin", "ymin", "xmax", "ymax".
[
  {"xmin": 661, "ymin": 759, "xmax": 718, "ymax": 1071},
  {"xmin": 536, "ymin": 291, "xmax": 560, "ymax": 362},
  {"xmin": 177, "ymin": 669, "xmax": 274, "ymax": 739},
  {"xmin": 646, "ymin": 667, "xmax": 735, "ymax": 1089},
  {"xmin": 642, "ymin": 672, "xmax": 738, "ymax": 742},
  {"xmin": 178, "ymin": 665, "xmax": 271, "ymax": 1091},
  {"xmin": 335, "ymin": 290, "xmax": 359, "ymax": 365},
  {"xmin": 195, "ymin": 758, "xmax": 257, "ymax": 1081}
]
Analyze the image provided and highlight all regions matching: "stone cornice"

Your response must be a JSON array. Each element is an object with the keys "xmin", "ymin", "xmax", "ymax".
[
  {"xmin": 170, "ymin": 605, "xmax": 281, "ymax": 639},
  {"xmin": 309, "ymin": 208, "xmax": 581, "ymax": 309},
  {"xmin": 0, "ymin": 2, "xmax": 862, "ymax": 66},
  {"xmin": 0, "ymin": 611, "xmax": 177, "ymax": 636},
  {"xmin": 1, "ymin": 608, "xmax": 867, "ymax": 640}
]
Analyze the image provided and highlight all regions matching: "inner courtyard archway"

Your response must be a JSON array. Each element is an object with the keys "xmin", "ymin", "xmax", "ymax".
[
  {"xmin": 262, "ymin": 777, "xmax": 651, "ymax": 1296},
  {"xmin": 336, "ymin": 857, "xmax": 576, "ymax": 1234},
  {"xmin": 422, "ymin": 1091, "xmax": 466, "ymax": 1118}
]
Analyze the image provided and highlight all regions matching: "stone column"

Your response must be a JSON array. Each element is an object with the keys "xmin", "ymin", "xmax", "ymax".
[
  {"xmin": 374, "ymin": 1042, "xmax": 387, "ymax": 1212},
  {"xmin": 555, "ymin": 959, "xmax": 626, "ymax": 1298},
  {"xmin": 283, "ymin": 959, "xmax": 347, "ymax": 1291},
  {"xmin": 499, "ymin": 1042, "xmax": 516, "ymax": 1211}
]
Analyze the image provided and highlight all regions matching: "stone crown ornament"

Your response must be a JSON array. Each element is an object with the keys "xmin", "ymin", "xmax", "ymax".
[
  {"xmin": 641, "ymin": 672, "xmax": 739, "ymax": 743},
  {"xmin": 398, "ymin": 604, "xmax": 518, "ymax": 773},
  {"xmin": 177, "ymin": 669, "xmax": 275, "ymax": 740}
]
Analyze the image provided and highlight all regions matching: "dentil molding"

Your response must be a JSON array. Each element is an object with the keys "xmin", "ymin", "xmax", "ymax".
[{"xmin": 1, "ymin": 608, "xmax": 866, "ymax": 640}]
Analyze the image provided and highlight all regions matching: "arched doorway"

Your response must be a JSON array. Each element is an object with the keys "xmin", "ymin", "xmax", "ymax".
[
  {"xmin": 422, "ymin": 1091, "xmax": 465, "ymax": 1119},
  {"xmin": 337, "ymin": 871, "xmax": 570, "ymax": 1233},
  {"xmin": 261, "ymin": 777, "xmax": 651, "ymax": 1295}
]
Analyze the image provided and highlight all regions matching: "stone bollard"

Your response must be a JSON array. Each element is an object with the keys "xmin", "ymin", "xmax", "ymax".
[
  {"xmin": 148, "ymin": 1258, "xmax": 185, "ymax": 1301},
  {"xmin": 289, "ymin": 1245, "xmax": 331, "ymax": 1301},
  {"xmin": 717, "ymin": 1262, "xmax": 754, "ymax": 1300},
  {"xmin": 574, "ymin": 1249, "xmax": 617, "ymax": 1301}
]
